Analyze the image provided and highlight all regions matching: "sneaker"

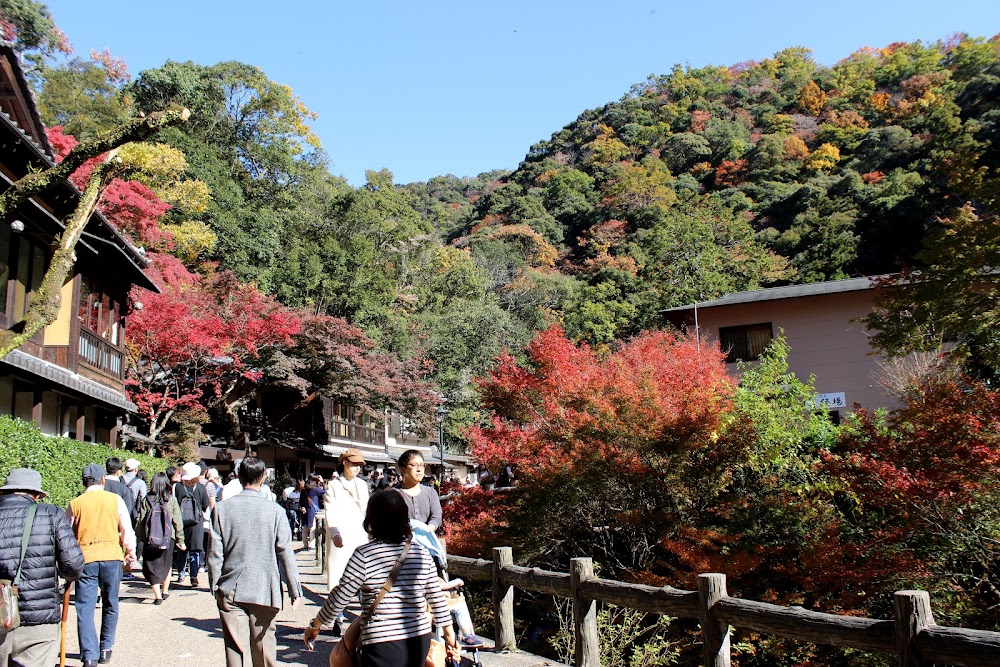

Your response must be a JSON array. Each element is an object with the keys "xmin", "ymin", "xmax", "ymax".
[{"xmin": 460, "ymin": 633, "xmax": 483, "ymax": 647}]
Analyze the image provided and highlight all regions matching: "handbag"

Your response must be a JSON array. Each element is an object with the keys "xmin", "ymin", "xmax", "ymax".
[
  {"xmin": 0, "ymin": 503, "xmax": 38, "ymax": 632},
  {"xmin": 329, "ymin": 539, "xmax": 412, "ymax": 667},
  {"xmin": 425, "ymin": 636, "xmax": 446, "ymax": 667}
]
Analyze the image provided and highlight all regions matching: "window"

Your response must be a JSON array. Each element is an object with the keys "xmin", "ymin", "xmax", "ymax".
[
  {"xmin": 719, "ymin": 323, "xmax": 773, "ymax": 363},
  {"xmin": 77, "ymin": 277, "xmax": 125, "ymax": 347}
]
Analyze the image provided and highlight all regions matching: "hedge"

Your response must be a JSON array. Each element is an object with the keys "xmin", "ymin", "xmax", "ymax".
[{"xmin": 0, "ymin": 415, "xmax": 169, "ymax": 507}]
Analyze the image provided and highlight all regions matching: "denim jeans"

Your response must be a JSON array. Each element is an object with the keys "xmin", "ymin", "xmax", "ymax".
[
  {"xmin": 188, "ymin": 550, "xmax": 204, "ymax": 581},
  {"xmin": 75, "ymin": 560, "xmax": 122, "ymax": 661}
]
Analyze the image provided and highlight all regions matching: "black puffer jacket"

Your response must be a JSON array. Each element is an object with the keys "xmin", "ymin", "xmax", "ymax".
[{"xmin": 0, "ymin": 494, "xmax": 84, "ymax": 625}]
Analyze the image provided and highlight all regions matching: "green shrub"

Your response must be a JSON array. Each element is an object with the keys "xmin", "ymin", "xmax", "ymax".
[{"xmin": 0, "ymin": 416, "xmax": 169, "ymax": 507}]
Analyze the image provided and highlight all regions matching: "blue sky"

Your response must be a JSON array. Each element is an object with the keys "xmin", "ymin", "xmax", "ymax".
[{"xmin": 43, "ymin": 0, "xmax": 998, "ymax": 186}]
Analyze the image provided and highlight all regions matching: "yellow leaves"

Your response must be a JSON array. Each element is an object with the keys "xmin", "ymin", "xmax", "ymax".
[
  {"xmin": 804, "ymin": 143, "xmax": 841, "ymax": 173},
  {"xmin": 162, "ymin": 220, "xmax": 217, "ymax": 264},
  {"xmin": 586, "ymin": 124, "xmax": 631, "ymax": 166},
  {"xmin": 116, "ymin": 142, "xmax": 211, "ymax": 214},
  {"xmin": 797, "ymin": 81, "xmax": 828, "ymax": 115},
  {"xmin": 159, "ymin": 180, "xmax": 211, "ymax": 215},
  {"xmin": 782, "ymin": 135, "xmax": 810, "ymax": 160},
  {"xmin": 117, "ymin": 142, "xmax": 188, "ymax": 177},
  {"xmin": 489, "ymin": 225, "xmax": 559, "ymax": 268}
]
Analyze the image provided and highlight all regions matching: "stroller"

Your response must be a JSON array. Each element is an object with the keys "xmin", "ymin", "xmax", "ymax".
[{"xmin": 411, "ymin": 521, "xmax": 485, "ymax": 667}]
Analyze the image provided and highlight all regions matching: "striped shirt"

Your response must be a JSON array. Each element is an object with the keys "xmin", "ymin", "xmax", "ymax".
[{"xmin": 316, "ymin": 539, "xmax": 451, "ymax": 645}]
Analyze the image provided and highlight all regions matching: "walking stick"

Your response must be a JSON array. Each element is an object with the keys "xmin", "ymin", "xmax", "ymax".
[{"xmin": 59, "ymin": 581, "xmax": 71, "ymax": 667}]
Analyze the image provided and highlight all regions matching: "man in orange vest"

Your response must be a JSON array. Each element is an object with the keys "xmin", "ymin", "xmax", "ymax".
[{"xmin": 66, "ymin": 463, "xmax": 136, "ymax": 667}]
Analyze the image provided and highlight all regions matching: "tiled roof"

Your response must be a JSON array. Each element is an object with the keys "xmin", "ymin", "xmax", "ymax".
[
  {"xmin": 1, "ymin": 349, "xmax": 136, "ymax": 412},
  {"xmin": 661, "ymin": 276, "xmax": 878, "ymax": 313}
]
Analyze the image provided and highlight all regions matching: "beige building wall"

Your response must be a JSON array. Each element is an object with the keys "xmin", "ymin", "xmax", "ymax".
[{"xmin": 691, "ymin": 290, "xmax": 898, "ymax": 412}]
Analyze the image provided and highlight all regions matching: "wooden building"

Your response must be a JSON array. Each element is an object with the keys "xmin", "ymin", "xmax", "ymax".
[{"xmin": 0, "ymin": 41, "xmax": 158, "ymax": 444}]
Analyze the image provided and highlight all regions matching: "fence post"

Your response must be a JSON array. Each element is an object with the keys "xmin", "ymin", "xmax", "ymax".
[
  {"xmin": 895, "ymin": 590, "xmax": 934, "ymax": 667},
  {"xmin": 698, "ymin": 573, "xmax": 731, "ymax": 667},
  {"xmin": 570, "ymin": 557, "xmax": 600, "ymax": 667},
  {"xmin": 492, "ymin": 546, "xmax": 516, "ymax": 651}
]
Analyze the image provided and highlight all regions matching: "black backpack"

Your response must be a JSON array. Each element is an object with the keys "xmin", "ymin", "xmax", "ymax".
[
  {"xmin": 125, "ymin": 477, "xmax": 142, "ymax": 526},
  {"xmin": 144, "ymin": 501, "xmax": 172, "ymax": 549},
  {"xmin": 177, "ymin": 486, "xmax": 199, "ymax": 527}
]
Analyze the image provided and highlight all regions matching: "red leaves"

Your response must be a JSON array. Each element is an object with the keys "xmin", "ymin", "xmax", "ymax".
[
  {"xmin": 127, "ymin": 254, "xmax": 303, "ymax": 431},
  {"xmin": 470, "ymin": 325, "xmax": 734, "ymax": 481},
  {"xmin": 46, "ymin": 126, "xmax": 171, "ymax": 247}
]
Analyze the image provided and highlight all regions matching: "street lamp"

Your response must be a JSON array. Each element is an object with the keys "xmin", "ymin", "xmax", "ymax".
[{"xmin": 436, "ymin": 403, "xmax": 448, "ymax": 484}]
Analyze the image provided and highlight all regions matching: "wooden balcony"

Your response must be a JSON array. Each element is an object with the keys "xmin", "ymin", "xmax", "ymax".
[{"xmin": 78, "ymin": 328, "xmax": 124, "ymax": 384}]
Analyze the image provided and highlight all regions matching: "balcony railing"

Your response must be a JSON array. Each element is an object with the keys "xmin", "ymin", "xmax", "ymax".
[
  {"xmin": 330, "ymin": 419, "xmax": 385, "ymax": 446},
  {"xmin": 78, "ymin": 328, "xmax": 124, "ymax": 381}
]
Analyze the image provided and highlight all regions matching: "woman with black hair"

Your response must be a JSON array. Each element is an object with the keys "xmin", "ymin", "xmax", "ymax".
[
  {"xmin": 135, "ymin": 472, "xmax": 185, "ymax": 604},
  {"xmin": 395, "ymin": 450, "xmax": 442, "ymax": 531},
  {"xmin": 304, "ymin": 490, "xmax": 457, "ymax": 667}
]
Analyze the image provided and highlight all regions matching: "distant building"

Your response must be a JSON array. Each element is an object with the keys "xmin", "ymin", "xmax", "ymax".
[
  {"xmin": 663, "ymin": 276, "xmax": 906, "ymax": 420},
  {"xmin": 0, "ymin": 41, "xmax": 158, "ymax": 444}
]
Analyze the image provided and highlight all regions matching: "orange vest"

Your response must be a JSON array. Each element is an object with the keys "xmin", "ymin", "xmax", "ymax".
[{"xmin": 69, "ymin": 490, "xmax": 123, "ymax": 563}]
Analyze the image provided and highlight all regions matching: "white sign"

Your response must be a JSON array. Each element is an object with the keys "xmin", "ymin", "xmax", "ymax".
[{"xmin": 813, "ymin": 392, "xmax": 847, "ymax": 409}]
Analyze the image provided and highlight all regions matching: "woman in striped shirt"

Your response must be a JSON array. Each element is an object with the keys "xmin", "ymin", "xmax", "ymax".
[{"xmin": 304, "ymin": 490, "xmax": 458, "ymax": 667}]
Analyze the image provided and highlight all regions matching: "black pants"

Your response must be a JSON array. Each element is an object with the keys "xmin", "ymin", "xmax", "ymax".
[{"xmin": 360, "ymin": 634, "xmax": 431, "ymax": 667}]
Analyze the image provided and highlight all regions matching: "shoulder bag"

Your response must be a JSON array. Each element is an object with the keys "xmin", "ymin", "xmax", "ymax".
[
  {"xmin": 329, "ymin": 539, "xmax": 412, "ymax": 667},
  {"xmin": 0, "ymin": 502, "xmax": 38, "ymax": 631}
]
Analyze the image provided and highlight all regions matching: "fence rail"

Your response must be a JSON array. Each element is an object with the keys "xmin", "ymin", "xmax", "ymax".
[{"xmin": 449, "ymin": 547, "xmax": 1000, "ymax": 667}]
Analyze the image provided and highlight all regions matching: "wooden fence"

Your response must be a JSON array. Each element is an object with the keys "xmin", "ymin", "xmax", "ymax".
[{"xmin": 448, "ymin": 546, "xmax": 1000, "ymax": 667}]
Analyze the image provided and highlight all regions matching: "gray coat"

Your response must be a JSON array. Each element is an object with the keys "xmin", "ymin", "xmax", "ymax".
[{"xmin": 207, "ymin": 489, "xmax": 301, "ymax": 609}]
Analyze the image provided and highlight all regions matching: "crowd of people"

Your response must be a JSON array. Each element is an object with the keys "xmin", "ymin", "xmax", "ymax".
[{"xmin": 0, "ymin": 447, "xmax": 481, "ymax": 667}]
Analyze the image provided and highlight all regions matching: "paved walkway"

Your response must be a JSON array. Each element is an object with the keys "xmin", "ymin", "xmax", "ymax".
[{"xmin": 58, "ymin": 541, "xmax": 565, "ymax": 667}]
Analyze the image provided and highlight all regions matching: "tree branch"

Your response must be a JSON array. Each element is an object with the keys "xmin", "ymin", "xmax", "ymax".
[{"xmin": 0, "ymin": 107, "xmax": 190, "ymax": 219}]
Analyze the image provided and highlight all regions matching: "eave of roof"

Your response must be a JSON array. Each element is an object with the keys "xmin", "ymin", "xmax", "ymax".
[
  {"xmin": 1, "ymin": 349, "xmax": 137, "ymax": 413},
  {"xmin": 0, "ymin": 40, "xmax": 54, "ymax": 160},
  {"xmin": 661, "ymin": 276, "xmax": 879, "ymax": 313},
  {"xmin": 0, "ymin": 110, "xmax": 160, "ymax": 294}
]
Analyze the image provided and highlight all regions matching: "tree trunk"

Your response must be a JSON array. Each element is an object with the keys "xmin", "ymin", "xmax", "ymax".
[{"xmin": 0, "ymin": 152, "xmax": 118, "ymax": 358}]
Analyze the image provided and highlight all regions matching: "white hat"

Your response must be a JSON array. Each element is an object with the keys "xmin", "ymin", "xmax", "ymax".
[
  {"xmin": 181, "ymin": 462, "xmax": 202, "ymax": 481},
  {"xmin": 205, "ymin": 467, "xmax": 220, "ymax": 481},
  {"xmin": 124, "ymin": 458, "xmax": 140, "ymax": 471}
]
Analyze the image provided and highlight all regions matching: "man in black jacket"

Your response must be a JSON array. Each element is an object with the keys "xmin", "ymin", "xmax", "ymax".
[{"xmin": 0, "ymin": 468, "xmax": 84, "ymax": 665}]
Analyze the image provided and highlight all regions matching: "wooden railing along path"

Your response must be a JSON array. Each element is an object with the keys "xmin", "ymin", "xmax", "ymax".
[{"xmin": 448, "ymin": 546, "xmax": 1000, "ymax": 667}]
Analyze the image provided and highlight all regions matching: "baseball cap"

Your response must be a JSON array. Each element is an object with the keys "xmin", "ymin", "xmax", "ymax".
[{"xmin": 124, "ymin": 458, "xmax": 141, "ymax": 471}]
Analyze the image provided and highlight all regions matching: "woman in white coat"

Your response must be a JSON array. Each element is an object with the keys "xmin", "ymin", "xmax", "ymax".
[{"xmin": 325, "ymin": 448, "xmax": 370, "ymax": 591}]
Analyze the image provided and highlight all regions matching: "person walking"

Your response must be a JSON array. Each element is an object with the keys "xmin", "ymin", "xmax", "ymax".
[
  {"xmin": 395, "ymin": 450, "xmax": 442, "ymax": 532},
  {"xmin": 135, "ymin": 472, "xmax": 186, "ymax": 605},
  {"xmin": 208, "ymin": 457, "xmax": 303, "ymax": 667},
  {"xmin": 303, "ymin": 490, "xmax": 458, "ymax": 667},
  {"xmin": 299, "ymin": 475, "xmax": 324, "ymax": 550},
  {"xmin": 324, "ymin": 449, "xmax": 370, "ymax": 592},
  {"xmin": 173, "ymin": 463, "xmax": 210, "ymax": 587},
  {"xmin": 0, "ymin": 468, "xmax": 85, "ymax": 666},
  {"xmin": 66, "ymin": 463, "xmax": 136, "ymax": 667}
]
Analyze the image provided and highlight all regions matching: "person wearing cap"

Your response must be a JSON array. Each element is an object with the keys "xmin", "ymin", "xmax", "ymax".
[
  {"xmin": 121, "ymin": 458, "xmax": 147, "ymax": 508},
  {"xmin": 208, "ymin": 456, "xmax": 302, "ymax": 667},
  {"xmin": 324, "ymin": 448, "xmax": 370, "ymax": 592},
  {"xmin": 173, "ymin": 462, "xmax": 210, "ymax": 588},
  {"xmin": 66, "ymin": 463, "xmax": 137, "ymax": 667},
  {"xmin": 0, "ymin": 468, "xmax": 84, "ymax": 666}
]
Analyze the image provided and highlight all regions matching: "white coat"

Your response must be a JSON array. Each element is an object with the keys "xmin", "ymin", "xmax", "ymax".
[{"xmin": 324, "ymin": 474, "xmax": 370, "ymax": 591}]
